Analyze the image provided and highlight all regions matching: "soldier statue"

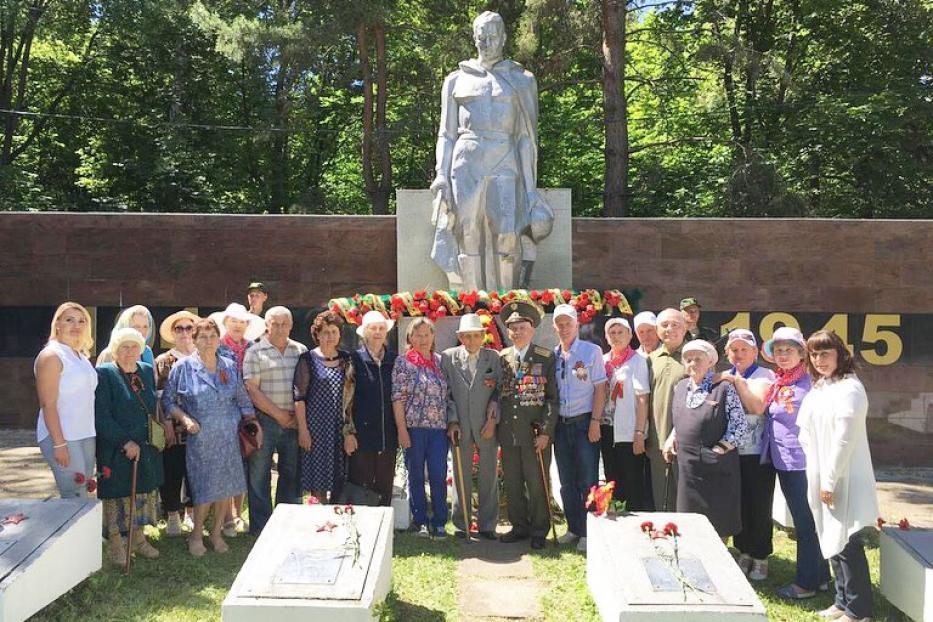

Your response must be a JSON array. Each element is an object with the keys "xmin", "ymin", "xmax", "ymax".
[{"xmin": 430, "ymin": 11, "xmax": 554, "ymax": 291}]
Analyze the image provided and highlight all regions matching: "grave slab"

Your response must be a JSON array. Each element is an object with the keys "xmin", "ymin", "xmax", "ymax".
[
  {"xmin": 587, "ymin": 512, "xmax": 767, "ymax": 622},
  {"xmin": 0, "ymin": 498, "xmax": 101, "ymax": 622},
  {"xmin": 880, "ymin": 526, "xmax": 932, "ymax": 622},
  {"xmin": 222, "ymin": 504, "xmax": 393, "ymax": 622},
  {"xmin": 396, "ymin": 188, "xmax": 573, "ymax": 293}
]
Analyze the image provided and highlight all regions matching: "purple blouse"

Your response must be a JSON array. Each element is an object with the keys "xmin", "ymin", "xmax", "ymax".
[
  {"xmin": 391, "ymin": 353, "xmax": 448, "ymax": 430},
  {"xmin": 762, "ymin": 373, "xmax": 812, "ymax": 471}
]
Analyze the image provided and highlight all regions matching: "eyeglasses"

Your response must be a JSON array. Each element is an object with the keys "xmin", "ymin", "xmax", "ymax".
[{"xmin": 173, "ymin": 325, "xmax": 194, "ymax": 333}]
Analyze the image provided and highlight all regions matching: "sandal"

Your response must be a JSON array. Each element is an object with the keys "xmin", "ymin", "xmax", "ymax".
[
  {"xmin": 187, "ymin": 536, "xmax": 207, "ymax": 557},
  {"xmin": 776, "ymin": 584, "xmax": 816, "ymax": 600}
]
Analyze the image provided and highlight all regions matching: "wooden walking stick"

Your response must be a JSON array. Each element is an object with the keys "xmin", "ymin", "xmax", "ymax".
[
  {"xmin": 533, "ymin": 423, "xmax": 557, "ymax": 546},
  {"xmin": 124, "ymin": 457, "xmax": 139, "ymax": 575},
  {"xmin": 452, "ymin": 436, "xmax": 472, "ymax": 541}
]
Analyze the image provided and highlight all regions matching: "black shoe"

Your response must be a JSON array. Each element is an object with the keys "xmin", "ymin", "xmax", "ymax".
[
  {"xmin": 499, "ymin": 530, "xmax": 528, "ymax": 543},
  {"xmin": 454, "ymin": 530, "xmax": 468, "ymax": 539},
  {"xmin": 478, "ymin": 530, "xmax": 498, "ymax": 541},
  {"xmin": 530, "ymin": 536, "xmax": 546, "ymax": 550}
]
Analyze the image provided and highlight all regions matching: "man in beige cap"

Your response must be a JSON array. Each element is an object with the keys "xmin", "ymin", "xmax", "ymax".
[
  {"xmin": 442, "ymin": 313, "xmax": 502, "ymax": 539},
  {"xmin": 647, "ymin": 308, "xmax": 688, "ymax": 510}
]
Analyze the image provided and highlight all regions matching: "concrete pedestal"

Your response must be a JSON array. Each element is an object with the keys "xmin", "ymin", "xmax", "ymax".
[
  {"xmin": 881, "ymin": 526, "xmax": 932, "ymax": 621},
  {"xmin": 222, "ymin": 504, "xmax": 393, "ymax": 622},
  {"xmin": 0, "ymin": 499, "xmax": 102, "ymax": 622},
  {"xmin": 587, "ymin": 512, "xmax": 767, "ymax": 621}
]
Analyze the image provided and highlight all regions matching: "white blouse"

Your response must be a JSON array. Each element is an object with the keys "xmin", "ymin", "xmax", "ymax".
[
  {"xmin": 798, "ymin": 374, "xmax": 879, "ymax": 559},
  {"xmin": 35, "ymin": 341, "xmax": 98, "ymax": 443}
]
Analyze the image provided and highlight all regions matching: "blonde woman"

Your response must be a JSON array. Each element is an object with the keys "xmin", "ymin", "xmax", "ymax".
[
  {"xmin": 35, "ymin": 302, "xmax": 99, "ymax": 497},
  {"xmin": 96, "ymin": 305, "xmax": 156, "ymax": 367}
]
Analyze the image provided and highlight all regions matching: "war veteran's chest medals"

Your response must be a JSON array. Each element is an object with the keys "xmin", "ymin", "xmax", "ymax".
[{"xmin": 507, "ymin": 357, "xmax": 546, "ymax": 407}]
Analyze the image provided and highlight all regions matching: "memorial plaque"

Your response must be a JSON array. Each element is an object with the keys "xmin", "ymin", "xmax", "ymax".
[
  {"xmin": 642, "ymin": 558, "xmax": 715, "ymax": 594},
  {"xmin": 587, "ymin": 512, "xmax": 768, "ymax": 621},
  {"xmin": 273, "ymin": 549, "xmax": 344, "ymax": 586},
  {"xmin": 223, "ymin": 505, "xmax": 394, "ymax": 622}
]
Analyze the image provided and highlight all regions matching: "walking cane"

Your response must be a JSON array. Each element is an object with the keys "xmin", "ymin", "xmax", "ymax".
[
  {"xmin": 533, "ymin": 423, "xmax": 557, "ymax": 546},
  {"xmin": 124, "ymin": 457, "xmax": 139, "ymax": 575},
  {"xmin": 452, "ymin": 434, "xmax": 472, "ymax": 541},
  {"xmin": 662, "ymin": 463, "xmax": 672, "ymax": 512}
]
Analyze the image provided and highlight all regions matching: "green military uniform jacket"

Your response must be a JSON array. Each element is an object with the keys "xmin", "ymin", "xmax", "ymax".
[
  {"xmin": 94, "ymin": 362, "xmax": 164, "ymax": 499},
  {"xmin": 497, "ymin": 343, "xmax": 559, "ymax": 447}
]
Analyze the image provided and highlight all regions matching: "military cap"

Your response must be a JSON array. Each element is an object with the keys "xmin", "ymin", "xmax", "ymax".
[{"xmin": 499, "ymin": 301, "xmax": 542, "ymax": 328}]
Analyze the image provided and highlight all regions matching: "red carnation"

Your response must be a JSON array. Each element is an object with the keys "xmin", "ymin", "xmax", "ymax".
[
  {"xmin": 446, "ymin": 476, "xmax": 453, "ymax": 486},
  {"xmin": 530, "ymin": 290, "xmax": 541, "ymax": 300},
  {"xmin": 663, "ymin": 522, "xmax": 679, "ymax": 537},
  {"xmin": 344, "ymin": 504, "xmax": 355, "ymax": 515},
  {"xmin": 306, "ymin": 495, "xmax": 321, "ymax": 505},
  {"xmin": 541, "ymin": 291, "xmax": 554, "ymax": 305},
  {"xmin": 877, "ymin": 517, "xmax": 886, "ymax": 529},
  {"xmin": 561, "ymin": 289, "xmax": 572, "ymax": 301},
  {"xmin": 414, "ymin": 290, "xmax": 427, "ymax": 300},
  {"xmin": 437, "ymin": 305, "xmax": 448, "ymax": 317},
  {"xmin": 489, "ymin": 291, "xmax": 499, "ymax": 299},
  {"xmin": 101, "ymin": 466, "xmax": 112, "ymax": 479},
  {"xmin": 640, "ymin": 521, "xmax": 654, "ymax": 533},
  {"xmin": 418, "ymin": 301, "xmax": 430, "ymax": 313},
  {"xmin": 472, "ymin": 452, "xmax": 480, "ymax": 465},
  {"xmin": 899, "ymin": 518, "xmax": 911, "ymax": 530},
  {"xmin": 490, "ymin": 300, "xmax": 502, "ymax": 313},
  {"xmin": 86, "ymin": 479, "xmax": 97, "ymax": 494},
  {"xmin": 73, "ymin": 472, "xmax": 86, "ymax": 485}
]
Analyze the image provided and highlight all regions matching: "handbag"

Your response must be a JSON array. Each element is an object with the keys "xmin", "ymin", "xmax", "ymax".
[
  {"xmin": 122, "ymin": 370, "xmax": 165, "ymax": 452},
  {"xmin": 238, "ymin": 417, "xmax": 261, "ymax": 458}
]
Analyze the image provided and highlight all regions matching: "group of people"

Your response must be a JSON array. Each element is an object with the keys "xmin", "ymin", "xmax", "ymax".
[{"xmin": 35, "ymin": 291, "xmax": 878, "ymax": 621}]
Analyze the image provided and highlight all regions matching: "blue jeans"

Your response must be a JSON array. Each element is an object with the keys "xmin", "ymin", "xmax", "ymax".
[
  {"xmin": 247, "ymin": 414, "xmax": 301, "ymax": 535},
  {"xmin": 777, "ymin": 469, "xmax": 831, "ymax": 590},
  {"xmin": 405, "ymin": 428, "xmax": 449, "ymax": 530},
  {"xmin": 555, "ymin": 416, "xmax": 600, "ymax": 537},
  {"xmin": 39, "ymin": 436, "xmax": 96, "ymax": 498}
]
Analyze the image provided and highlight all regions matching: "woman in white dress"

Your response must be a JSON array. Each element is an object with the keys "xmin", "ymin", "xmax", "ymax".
[{"xmin": 799, "ymin": 330, "xmax": 879, "ymax": 622}]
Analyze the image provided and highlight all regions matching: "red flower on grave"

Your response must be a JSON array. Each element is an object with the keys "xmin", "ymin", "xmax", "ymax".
[
  {"xmin": 343, "ymin": 504, "xmax": 355, "ymax": 515},
  {"xmin": 316, "ymin": 520, "xmax": 337, "ymax": 533},
  {"xmin": 898, "ymin": 518, "xmax": 911, "ymax": 530},
  {"xmin": 101, "ymin": 466, "xmax": 112, "ymax": 480},
  {"xmin": 306, "ymin": 495, "xmax": 321, "ymax": 505},
  {"xmin": 663, "ymin": 522, "xmax": 679, "ymax": 537},
  {"xmin": 73, "ymin": 472, "xmax": 86, "ymax": 485},
  {"xmin": 640, "ymin": 521, "xmax": 654, "ymax": 534},
  {"xmin": 2, "ymin": 513, "xmax": 27, "ymax": 525},
  {"xmin": 446, "ymin": 476, "xmax": 453, "ymax": 486},
  {"xmin": 877, "ymin": 517, "xmax": 886, "ymax": 529},
  {"xmin": 86, "ymin": 479, "xmax": 97, "ymax": 494},
  {"xmin": 586, "ymin": 481, "xmax": 615, "ymax": 516}
]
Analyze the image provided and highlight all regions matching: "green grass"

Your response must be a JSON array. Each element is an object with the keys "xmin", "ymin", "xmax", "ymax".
[{"xmin": 31, "ymin": 522, "xmax": 910, "ymax": 621}]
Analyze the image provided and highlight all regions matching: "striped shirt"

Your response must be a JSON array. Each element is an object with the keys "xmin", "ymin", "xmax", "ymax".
[{"xmin": 242, "ymin": 338, "xmax": 308, "ymax": 411}]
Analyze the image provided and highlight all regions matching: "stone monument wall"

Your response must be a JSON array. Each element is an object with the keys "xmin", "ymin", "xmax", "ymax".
[{"xmin": 2, "ymin": 213, "xmax": 931, "ymax": 464}]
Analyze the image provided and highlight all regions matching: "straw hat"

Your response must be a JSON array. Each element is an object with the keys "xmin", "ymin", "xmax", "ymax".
[{"xmin": 159, "ymin": 310, "xmax": 201, "ymax": 345}]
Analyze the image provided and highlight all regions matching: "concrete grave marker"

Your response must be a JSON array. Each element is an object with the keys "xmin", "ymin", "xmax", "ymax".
[
  {"xmin": 587, "ymin": 511, "xmax": 767, "ymax": 621},
  {"xmin": 880, "ymin": 526, "xmax": 932, "ymax": 622},
  {"xmin": 222, "ymin": 504, "xmax": 393, "ymax": 622},
  {"xmin": 0, "ymin": 499, "xmax": 101, "ymax": 622}
]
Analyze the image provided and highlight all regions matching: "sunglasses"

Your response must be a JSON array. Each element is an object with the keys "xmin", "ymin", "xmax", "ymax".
[{"xmin": 173, "ymin": 324, "xmax": 195, "ymax": 333}]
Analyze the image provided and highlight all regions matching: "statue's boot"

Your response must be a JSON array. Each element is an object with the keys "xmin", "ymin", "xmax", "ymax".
[
  {"xmin": 519, "ymin": 260, "xmax": 535, "ymax": 289},
  {"xmin": 458, "ymin": 254, "xmax": 484, "ymax": 291},
  {"xmin": 497, "ymin": 253, "xmax": 519, "ymax": 291}
]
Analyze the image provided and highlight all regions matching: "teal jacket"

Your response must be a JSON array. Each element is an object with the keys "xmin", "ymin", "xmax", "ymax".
[{"xmin": 94, "ymin": 362, "xmax": 163, "ymax": 499}]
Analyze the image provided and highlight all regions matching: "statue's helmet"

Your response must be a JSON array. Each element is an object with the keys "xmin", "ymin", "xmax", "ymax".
[{"xmin": 528, "ymin": 200, "xmax": 554, "ymax": 242}]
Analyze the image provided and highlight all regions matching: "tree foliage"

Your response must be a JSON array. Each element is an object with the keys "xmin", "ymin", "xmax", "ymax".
[{"xmin": 0, "ymin": 0, "xmax": 929, "ymax": 216}]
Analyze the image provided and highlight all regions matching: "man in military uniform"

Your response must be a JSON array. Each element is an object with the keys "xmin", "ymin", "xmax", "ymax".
[{"xmin": 497, "ymin": 301, "xmax": 559, "ymax": 549}]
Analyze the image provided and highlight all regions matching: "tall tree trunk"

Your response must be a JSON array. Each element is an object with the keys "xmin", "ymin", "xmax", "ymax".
[
  {"xmin": 372, "ymin": 16, "xmax": 391, "ymax": 215},
  {"xmin": 358, "ymin": 17, "xmax": 391, "ymax": 215},
  {"xmin": 269, "ymin": 73, "xmax": 289, "ymax": 214},
  {"xmin": 601, "ymin": 0, "xmax": 628, "ymax": 217}
]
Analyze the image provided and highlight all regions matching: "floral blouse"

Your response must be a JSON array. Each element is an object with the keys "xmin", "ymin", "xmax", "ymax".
[
  {"xmin": 685, "ymin": 371, "xmax": 748, "ymax": 446},
  {"xmin": 391, "ymin": 352, "xmax": 448, "ymax": 430}
]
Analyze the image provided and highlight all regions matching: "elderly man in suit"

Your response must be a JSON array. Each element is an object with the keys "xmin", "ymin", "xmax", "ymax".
[
  {"xmin": 443, "ymin": 314, "xmax": 502, "ymax": 540},
  {"xmin": 497, "ymin": 301, "xmax": 559, "ymax": 550}
]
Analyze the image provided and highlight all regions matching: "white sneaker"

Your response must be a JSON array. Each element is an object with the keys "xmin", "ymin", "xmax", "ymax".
[
  {"xmin": 576, "ymin": 537, "xmax": 587, "ymax": 553},
  {"xmin": 166, "ymin": 513, "xmax": 183, "ymax": 537},
  {"xmin": 182, "ymin": 514, "xmax": 195, "ymax": 533},
  {"xmin": 557, "ymin": 531, "xmax": 580, "ymax": 545},
  {"xmin": 748, "ymin": 558, "xmax": 769, "ymax": 581},
  {"xmin": 416, "ymin": 525, "xmax": 430, "ymax": 538},
  {"xmin": 222, "ymin": 520, "xmax": 238, "ymax": 538},
  {"xmin": 818, "ymin": 605, "xmax": 845, "ymax": 619}
]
